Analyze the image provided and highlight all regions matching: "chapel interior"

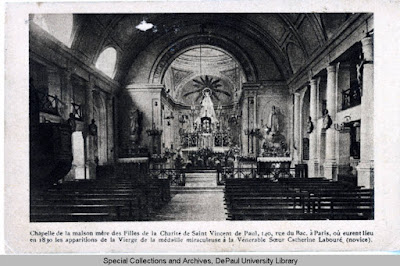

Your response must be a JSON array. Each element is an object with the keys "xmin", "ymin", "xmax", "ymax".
[{"xmin": 29, "ymin": 13, "xmax": 374, "ymax": 222}]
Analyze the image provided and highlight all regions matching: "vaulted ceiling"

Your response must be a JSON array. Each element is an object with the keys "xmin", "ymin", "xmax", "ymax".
[{"xmin": 71, "ymin": 13, "xmax": 353, "ymax": 86}]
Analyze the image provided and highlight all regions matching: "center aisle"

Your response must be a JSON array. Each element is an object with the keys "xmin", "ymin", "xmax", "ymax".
[{"xmin": 151, "ymin": 172, "xmax": 227, "ymax": 221}]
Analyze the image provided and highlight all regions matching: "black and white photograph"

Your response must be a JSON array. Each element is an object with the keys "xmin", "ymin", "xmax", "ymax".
[{"xmin": 28, "ymin": 12, "xmax": 375, "ymax": 223}]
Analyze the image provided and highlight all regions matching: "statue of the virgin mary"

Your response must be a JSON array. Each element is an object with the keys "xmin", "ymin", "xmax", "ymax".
[{"xmin": 195, "ymin": 88, "xmax": 218, "ymax": 124}]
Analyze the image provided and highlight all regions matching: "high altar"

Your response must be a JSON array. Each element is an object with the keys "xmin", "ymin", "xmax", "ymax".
[{"xmin": 180, "ymin": 89, "xmax": 231, "ymax": 153}]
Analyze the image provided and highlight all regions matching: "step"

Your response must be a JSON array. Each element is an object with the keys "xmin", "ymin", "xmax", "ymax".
[{"xmin": 171, "ymin": 187, "xmax": 223, "ymax": 193}]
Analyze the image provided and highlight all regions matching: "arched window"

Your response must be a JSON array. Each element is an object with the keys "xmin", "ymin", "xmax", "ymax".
[
  {"xmin": 95, "ymin": 47, "xmax": 117, "ymax": 78},
  {"xmin": 33, "ymin": 14, "xmax": 74, "ymax": 48}
]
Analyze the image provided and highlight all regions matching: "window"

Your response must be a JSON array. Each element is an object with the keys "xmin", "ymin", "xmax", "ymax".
[
  {"xmin": 95, "ymin": 47, "xmax": 117, "ymax": 78},
  {"xmin": 33, "ymin": 14, "xmax": 74, "ymax": 48}
]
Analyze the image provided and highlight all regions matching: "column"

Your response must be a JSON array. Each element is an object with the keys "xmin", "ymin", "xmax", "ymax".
[
  {"xmin": 60, "ymin": 68, "xmax": 72, "ymax": 119},
  {"xmin": 106, "ymin": 95, "xmax": 114, "ymax": 163},
  {"xmin": 61, "ymin": 69, "xmax": 85, "ymax": 180},
  {"xmin": 324, "ymin": 65, "xmax": 338, "ymax": 180},
  {"xmin": 241, "ymin": 98, "xmax": 249, "ymax": 156},
  {"xmin": 293, "ymin": 92, "xmax": 301, "ymax": 164},
  {"xmin": 357, "ymin": 36, "xmax": 374, "ymax": 188},
  {"xmin": 309, "ymin": 79, "xmax": 318, "ymax": 177},
  {"xmin": 112, "ymin": 96, "xmax": 119, "ymax": 162},
  {"xmin": 247, "ymin": 97, "xmax": 256, "ymax": 155},
  {"xmin": 85, "ymin": 77, "xmax": 96, "ymax": 179}
]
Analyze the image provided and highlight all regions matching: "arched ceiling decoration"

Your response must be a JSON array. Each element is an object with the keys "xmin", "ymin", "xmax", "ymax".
[
  {"xmin": 320, "ymin": 13, "xmax": 352, "ymax": 39},
  {"xmin": 164, "ymin": 46, "xmax": 243, "ymax": 106},
  {"xmin": 286, "ymin": 42, "xmax": 306, "ymax": 73},
  {"xmin": 70, "ymin": 13, "xmax": 353, "ymax": 84},
  {"xmin": 178, "ymin": 75, "xmax": 234, "ymax": 106},
  {"xmin": 150, "ymin": 35, "xmax": 255, "ymax": 84}
]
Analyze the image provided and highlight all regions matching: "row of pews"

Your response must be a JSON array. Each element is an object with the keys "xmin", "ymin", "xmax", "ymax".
[
  {"xmin": 30, "ymin": 178, "xmax": 170, "ymax": 222},
  {"xmin": 224, "ymin": 177, "xmax": 374, "ymax": 220}
]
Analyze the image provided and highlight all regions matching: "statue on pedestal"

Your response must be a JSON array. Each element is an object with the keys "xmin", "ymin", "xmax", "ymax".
[
  {"xmin": 67, "ymin": 113, "xmax": 76, "ymax": 132},
  {"xmin": 259, "ymin": 107, "xmax": 289, "ymax": 157},
  {"xmin": 129, "ymin": 109, "xmax": 142, "ymax": 145},
  {"xmin": 89, "ymin": 119, "xmax": 98, "ymax": 136},
  {"xmin": 322, "ymin": 109, "xmax": 332, "ymax": 129},
  {"xmin": 266, "ymin": 105, "xmax": 280, "ymax": 136},
  {"xmin": 306, "ymin": 116, "xmax": 314, "ymax": 134},
  {"xmin": 88, "ymin": 119, "xmax": 98, "ymax": 165},
  {"xmin": 195, "ymin": 88, "xmax": 218, "ymax": 126}
]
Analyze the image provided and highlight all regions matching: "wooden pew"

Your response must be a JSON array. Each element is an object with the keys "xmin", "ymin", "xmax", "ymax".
[
  {"xmin": 224, "ymin": 177, "xmax": 374, "ymax": 221},
  {"xmin": 30, "ymin": 177, "xmax": 171, "ymax": 222}
]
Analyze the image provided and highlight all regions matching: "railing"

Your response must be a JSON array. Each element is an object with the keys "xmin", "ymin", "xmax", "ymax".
[
  {"xmin": 71, "ymin": 102, "xmax": 83, "ymax": 120},
  {"xmin": 35, "ymin": 89, "xmax": 62, "ymax": 116},
  {"xmin": 149, "ymin": 168, "xmax": 186, "ymax": 186},
  {"xmin": 217, "ymin": 167, "xmax": 304, "ymax": 184},
  {"xmin": 342, "ymin": 85, "xmax": 361, "ymax": 110},
  {"xmin": 119, "ymin": 147, "xmax": 149, "ymax": 158}
]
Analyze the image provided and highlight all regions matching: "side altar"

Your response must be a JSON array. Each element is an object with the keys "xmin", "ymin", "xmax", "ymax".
[{"xmin": 255, "ymin": 106, "xmax": 292, "ymax": 171}]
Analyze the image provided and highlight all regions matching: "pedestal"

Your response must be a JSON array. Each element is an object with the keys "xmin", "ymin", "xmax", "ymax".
[
  {"xmin": 65, "ymin": 131, "xmax": 86, "ymax": 180},
  {"xmin": 356, "ymin": 161, "xmax": 374, "ymax": 188},
  {"xmin": 309, "ymin": 159, "xmax": 320, "ymax": 178},
  {"xmin": 86, "ymin": 135, "xmax": 97, "ymax": 179},
  {"xmin": 324, "ymin": 160, "xmax": 338, "ymax": 181}
]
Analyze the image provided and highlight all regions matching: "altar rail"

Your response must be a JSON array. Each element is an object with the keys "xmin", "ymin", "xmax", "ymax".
[
  {"xmin": 217, "ymin": 167, "xmax": 307, "ymax": 184},
  {"xmin": 149, "ymin": 168, "xmax": 186, "ymax": 186}
]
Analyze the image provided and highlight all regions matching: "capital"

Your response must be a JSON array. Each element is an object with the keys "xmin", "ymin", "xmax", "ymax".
[
  {"xmin": 327, "ymin": 65, "xmax": 336, "ymax": 74},
  {"xmin": 361, "ymin": 36, "xmax": 373, "ymax": 61},
  {"xmin": 309, "ymin": 78, "xmax": 318, "ymax": 87},
  {"xmin": 361, "ymin": 36, "xmax": 373, "ymax": 48}
]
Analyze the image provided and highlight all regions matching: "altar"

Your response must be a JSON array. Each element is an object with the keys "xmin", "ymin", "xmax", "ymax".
[
  {"xmin": 198, "ymin": 132, "xmax": 213, "ymax": 149},
  {"xmin": 180, "ymin": 88, "xmax": 232, "ymax": 152},
  {"xmin": 257, "ymin": 156, "xmax": 292, "ymax": 169}
]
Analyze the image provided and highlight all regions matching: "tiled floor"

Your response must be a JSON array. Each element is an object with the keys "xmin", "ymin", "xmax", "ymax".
[{"xmin": 151, "ymin": 172, "xmax": 227, "ymax": 221}]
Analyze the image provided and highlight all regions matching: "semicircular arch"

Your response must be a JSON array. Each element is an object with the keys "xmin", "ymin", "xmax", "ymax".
[{"xmin": 149, "ymin": 34, "xmax": 258, "ymax": 84}]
